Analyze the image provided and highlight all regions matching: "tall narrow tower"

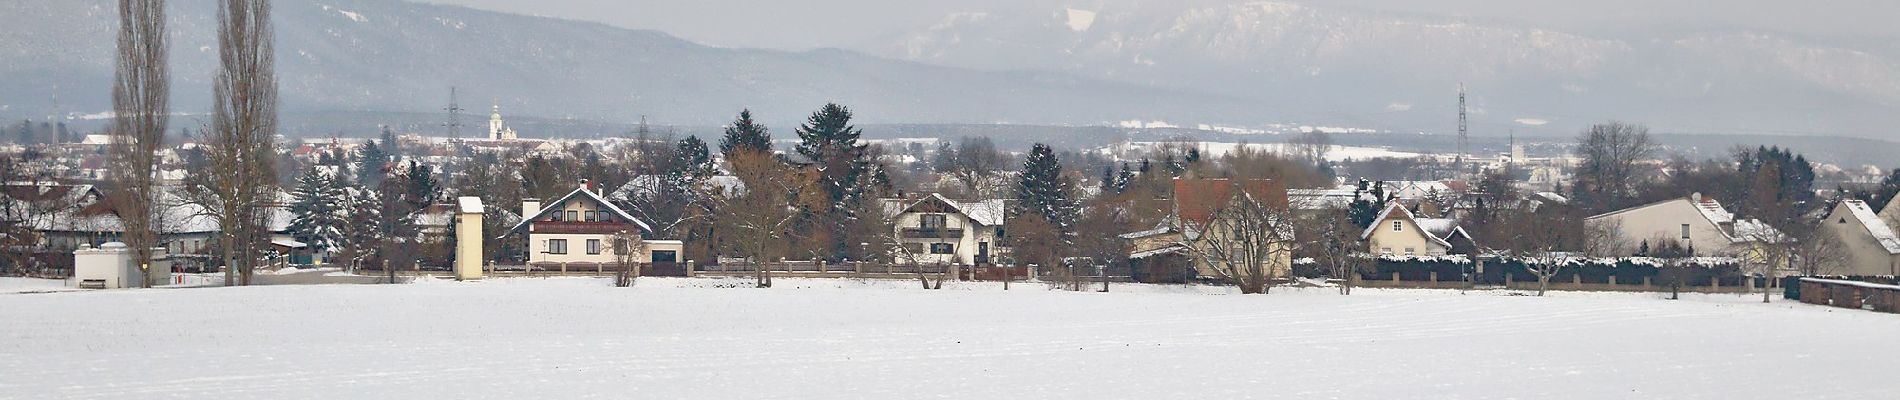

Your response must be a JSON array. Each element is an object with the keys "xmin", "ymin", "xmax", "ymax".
[
  {"xmin": 443, "ymin": 87, "xmax": 465, "ymax": 139},
  {"xmin": 1457, "ymin": 83, "xmax": 1468, "ymax": 166}
]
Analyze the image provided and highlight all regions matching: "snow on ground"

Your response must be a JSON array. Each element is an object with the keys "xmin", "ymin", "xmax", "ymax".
[
  {"xmin": 1, "ymin": 277, "xmax": 1896, "ymax": 399},
  {"xmin": 0, "ymin": 277, "xmax": 69, "ymax": 294}
]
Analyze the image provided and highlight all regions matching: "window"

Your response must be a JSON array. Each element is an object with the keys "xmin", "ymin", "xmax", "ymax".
[
  {"xmin": 567, "ymin": 210, "xmax": 579, "ymax": 222},
  {"xmin": 586, "ymin": 239, "xmax": 602, "ymax": 255},
  {"xmin": 1380, "ymin": 247, "xmax": 1393, "ymax": 255},
  {"xmin": 930, "ymin": 243, "xmax": 955, "ymax": 254},
  {"xmin": 920, "ymin": 214, "xmax": 947, "ymax": 229},
  {"xmin": 583, "ymin": 211, "xmax": 596, "ymax": 222},
  {"xmin": 1393, "ymin": 221, "xmax": 1403, "ymax": 232},
  {"xmin": 1404, "ymin": 247, "xmax": 1416, "ymax": 256},
  {"xmin": 547, "ymin": 239, "xmax": 568, "ymax": 254},
  {"xmin": 1680, "ymin": 224, "xmax": 1691, "ymax": 240}
]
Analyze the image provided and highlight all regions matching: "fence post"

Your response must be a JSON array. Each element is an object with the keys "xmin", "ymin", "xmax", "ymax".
[
  {"xmin": 1505, "ymin": 272, "xmax": 1513, "ymax": 287},
  {"xmin": 1429, "ymin": 271, "xmax": 1438, "ymax": 284},
  {"xmin": 819, "ymin": 260, "xmax": 828, "ymax": 274},
  {"xmin": 686, "ymin": 260, "xmax": 695, "ymax": 278},
  {"xmin": 561, "ymin": 262, "xmax": 568, "ymax": 274},
  {"xmin": 1642, "ymin": 276, "xmax": 1651, "ymax": 289},
  {"xmin": 1391, "ymin": 272, "xmax": 1400, "ymax": 284},
  {"xmin": 1609, "ymin": 275, "xmax": 1618, "ymax": 286},
  {"xmin": 1712, "ymin": 276, "xmax": 1720, "ymax": 290}
]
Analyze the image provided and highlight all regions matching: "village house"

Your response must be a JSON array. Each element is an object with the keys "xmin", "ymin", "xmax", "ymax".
[
  {"xmin": 879, "ymin": 193, "xmax": 1009, "ymax": 265},
  {"xmin": 501, "ymin": 180, "xmax": 685, "ymax": 268},
  {"xmin": 1361, "ymin": 203, "xmax": 1479, "ymax": 257},
  {"xmin": 1584, "ymin": 193, "xmax": 1784, "ymax": 257},
  {"xmin": 1819, "ymin": 199, "xmax": 1900, "ymax": 276},
  {"xmin": 1122, "ymin": 179, "xmax": 1294, "ymax": 282}
]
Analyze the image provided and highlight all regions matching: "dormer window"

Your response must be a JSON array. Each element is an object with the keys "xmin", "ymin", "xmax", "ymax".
[
  {"xmin": 1393, "ymin": 221, "xmax": 1403, "ymax": 232},
  {"xmin": 921, "ymin": 214, "xmax": 947, "ymax": 230}
]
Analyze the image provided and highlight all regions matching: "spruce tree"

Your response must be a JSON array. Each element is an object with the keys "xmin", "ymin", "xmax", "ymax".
[
  {"xmin": 1114, "ymin": 162, "xmax": 1135, "ymax": 194},
  {"xmin": 1015, "ymin": 143, "xmax": 1079, "ymax": 233},
  {"xmin": 718, "ymin": 109, "xmax": 772, "ymax": 157},
  {"xmin": 286, "ymin": 166, "xmax": 347, "ymax": 257},
  {"xmin": 357, "ymin": 138, "xmax": 389, "ymax": 187},
  {"xmin": 795, "ymin": 103, "xmax": 872, "ymax": 207},
  {"xmin": 673, "ymin": 135, "xmax": 714, "ymax": 180}
]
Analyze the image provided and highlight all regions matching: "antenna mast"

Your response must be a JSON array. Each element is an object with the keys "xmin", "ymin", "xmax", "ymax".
[
  {"xmin": 444, "ymin": 87, "xmax": 465, "ymax": 139},
  {"xmin": 1457, "ymin": 83, "xmax": 1468, "ymax": 167}
]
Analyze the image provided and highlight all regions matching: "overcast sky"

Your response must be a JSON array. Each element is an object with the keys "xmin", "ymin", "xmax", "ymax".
[{"xmin": 420, "ymin": 0, "xmax": 1900, "ymax": 50}]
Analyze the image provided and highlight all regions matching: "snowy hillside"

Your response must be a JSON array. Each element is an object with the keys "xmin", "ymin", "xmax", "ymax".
[
  {"xmin": 870, "ymin": 1, "xmax": 1900, "ymax": 138},
  {"xmin": 0, "ymin": 0, "xmax": 1256, "ymax": 129},
  {"xmin": 1, "ymin": 277, "xmax": 1895, "ymax": 399}
]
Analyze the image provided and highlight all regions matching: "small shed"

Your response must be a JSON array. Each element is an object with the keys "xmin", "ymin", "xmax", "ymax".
[{"xmin": 73, "ymin": 242, "xmax": 171, "ymax": 289}]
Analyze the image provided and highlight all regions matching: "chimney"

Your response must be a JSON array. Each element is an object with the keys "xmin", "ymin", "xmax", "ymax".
[{"xmin": 522, "ymin": 198, "xmax": 541, "ymax": 221}]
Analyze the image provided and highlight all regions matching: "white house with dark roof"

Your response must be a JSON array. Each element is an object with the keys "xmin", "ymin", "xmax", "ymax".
[
  {"xmin": 501, "ymin": 180, "xmax": 684, "ymax": 266},
  {"xmin": 880, "ymin": 194, "xmax": 1010, "ymax": 265},
  {"xmin": 1820, "ymin": 200, "xmax": 1900, "ymax": 276}
]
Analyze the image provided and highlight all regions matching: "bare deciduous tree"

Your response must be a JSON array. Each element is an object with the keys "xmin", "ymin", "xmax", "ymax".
[
  {"xmin": 1573, "ymin": 121, "xmax": 1659, "ymax": 213},
  {"xmin": 720, "ymin": 151, "xmax": 797, "ymax": 288},
  {"xmin": 1177, "ymin": 184, "xmax": 1297, "ymax": 294},
  {"xmin": 1287, "ymin": 130, "xmax": 1333, "ymax": 165},
  {"xmin": 1296, "ymin": 205, "xmax": 1368, "ymax": 295},
  {"xmin": 201, "ymin": 0, "xmax": 278, "ymax": 286},
  {"xmin": 109, "ymin": 0, "xmax": 169, "ymax": 288}
]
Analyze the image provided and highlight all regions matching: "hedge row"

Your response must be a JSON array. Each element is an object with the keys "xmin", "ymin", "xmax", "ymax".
[{"xmin": 1348, "ymin": 258, "xmax": 1747, "ymax": 287}]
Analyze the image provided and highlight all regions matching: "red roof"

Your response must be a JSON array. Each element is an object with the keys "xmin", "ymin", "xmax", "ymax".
[{"xmin": 1173, "ymin": 178, "xmax": 1288, "ymax": 225}]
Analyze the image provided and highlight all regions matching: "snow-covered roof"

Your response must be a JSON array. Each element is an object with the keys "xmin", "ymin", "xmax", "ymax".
[
  {"xmin": 1730, "ymin": 219, "xmax": 1788, "ymax": 244},
  {"xmin": 1118, "ymin": 226, "xmax": 1174, "ymax": 240},
  {"xmin": 608, "ymin": 175, "xmax": 747, "ymax": 201},
  {"xmin": 1841, "ymin": 200, "xmax": 1900, "ymax": 254},
  {"xmin": 457, "ymin": 197, "xmax": 483, "ymax": 214},
  {"xmin": 1129, "ymin": 244, "xmax": 1189, "ymax": 260},
  {"xmin": 1693, "ymin": 198, "xmax": 1734, "ymax": 225},
  {"xmin": 1360, "ymin": 203, "xmax": 1454, "ymax": 248},
  {"xmin": 271, "ymin": 239, "xmax": 307, "ymax": 249},
  {"xmin": 1288, "ymin": 188, "xmax": 1355, "ymax": 210},
  {"xmin": 503, "ymin": 184, "xmax": 653, "ymax": 236},
  {"xmin": 887, "ymin": 194, "xmax": 1010, "ymax": 227}
]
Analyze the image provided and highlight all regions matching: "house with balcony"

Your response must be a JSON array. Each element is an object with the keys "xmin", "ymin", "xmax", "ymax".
[
  {"xmin": 881, "ymin": 193, "xmax": 1009, "ymax": 265},
  {"xmin": 501, "ymin": 180, "xmax": 684, "ymax": 268}
]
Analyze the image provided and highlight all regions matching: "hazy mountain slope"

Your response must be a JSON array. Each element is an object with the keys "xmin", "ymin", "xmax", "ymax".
[
  {"xmin": 868, "ymin": 1, "xmax": 1900, "ymax": 138},
  {"xmin": 0, "ymin": 0, "xmax": 1258, "ymax": 131}
]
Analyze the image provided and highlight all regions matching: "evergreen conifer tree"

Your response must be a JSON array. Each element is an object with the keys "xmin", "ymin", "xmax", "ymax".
[
  {"xmin": 286, "ymin": 166, "xmax": 348, "ymax": 257},
  {"xmin": 718, "ymin": 109, "xmax": 772, "ymax": 157},
  {"xmin": 1015, "ymin": 143, "xmax": 1079, "ymax": 233}
]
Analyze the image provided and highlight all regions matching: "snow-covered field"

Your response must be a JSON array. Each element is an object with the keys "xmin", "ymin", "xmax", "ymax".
[{"xmin": 2, "ymin": 277, "xmax": 1896, "ymax": 399}]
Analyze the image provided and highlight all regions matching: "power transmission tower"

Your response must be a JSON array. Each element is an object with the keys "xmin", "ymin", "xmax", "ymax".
[
  {"xmin": 443, "ymin": 87, "xmax": 465, "ymax": 140},
  {"xmin": 1457, "ymin": 83, "xmax": 1469, "ymax": 168}
]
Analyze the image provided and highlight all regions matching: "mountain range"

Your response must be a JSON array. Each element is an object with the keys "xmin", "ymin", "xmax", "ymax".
[
  {"xmin": 864, "ymin": 0, "xmax": 1900, "ymax": 138},
  {"xmin": 1, "ymin": 0, "xmax": 1896, "ymax": 143}
]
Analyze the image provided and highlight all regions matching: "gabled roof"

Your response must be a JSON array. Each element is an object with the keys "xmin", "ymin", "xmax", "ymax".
[
  {"xmin": 1173, "ymin": 178, "xmax": 1287, "ymax": 227},
  {"xmin": 1360, "ymin": 203, "xmax": 1454, "ymax": 248},
  {"xmin": 502, "ymin": 185, "xmax": 652, "ymax": 236},
  {"xmin": 891, "ymin": 193, "xmax": 1009, "ymax": 226},
  {"xmin": 1838, "ymin": 200, "xmax": 1900, "ymax": 254}
]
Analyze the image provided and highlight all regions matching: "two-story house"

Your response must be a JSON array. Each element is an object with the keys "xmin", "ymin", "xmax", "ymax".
[
  {"xmin": 1820, "ymin": 199, "xmax": 1900, "ymax": 276},
  {"xmin": 1585, "ymin": 193, "xmax": 1784, "ymax": 257},
  {"xmin": 502, "ymin": 181, "xmax": 684, "ymax": 267},
  {"xmin": 882, "ymin": 193, "xmax": 1009, "ymax": 265},
  {"xmin": 1362, "ymin": 203, "xmax": 1479, "ymax": 257}
]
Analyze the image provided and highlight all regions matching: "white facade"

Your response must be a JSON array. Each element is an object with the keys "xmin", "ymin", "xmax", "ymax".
[
  {"xmin": 883, "ymin": 194, "xmax": 1009, "ymax": 265},
  {"xmin": 72, "ymin": 242, "xmax": 170, "ymax": 289},
  {"xmin": 504, "ymin": 182, "xmax": 685, "ymax": 266}
]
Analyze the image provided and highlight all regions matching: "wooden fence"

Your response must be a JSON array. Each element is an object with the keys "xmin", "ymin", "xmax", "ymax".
[{"xmin": 1799, "ymin": 278, "xmax": 1900, "ymax": 313}]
